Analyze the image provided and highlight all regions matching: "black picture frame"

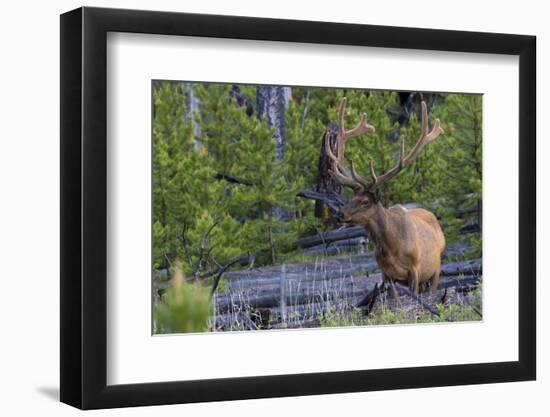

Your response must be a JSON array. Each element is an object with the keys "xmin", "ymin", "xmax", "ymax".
[{"xmin": 60, "ymin": 6, "xmax": 536, "ymax": 410}]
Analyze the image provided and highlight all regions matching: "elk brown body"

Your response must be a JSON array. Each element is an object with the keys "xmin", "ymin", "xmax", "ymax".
[{"xmin": 326, "ymin": 98, "xmax": 445, "ymax": 294}]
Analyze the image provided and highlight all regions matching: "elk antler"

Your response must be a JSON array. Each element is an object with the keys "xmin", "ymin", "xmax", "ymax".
[
  {"xmin": 326, "ymin": 98, "xmax": 443, "ymax": 194},
  {"xmin": 325, "ymin": 98, "xmax": 375, "ymax": 192},
  {"xmin": 370, "ymin": 101, "xmax": 443, "ymax": 188}
]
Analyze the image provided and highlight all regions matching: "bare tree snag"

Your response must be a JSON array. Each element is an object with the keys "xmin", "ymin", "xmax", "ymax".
[
  {"xmin": 315, "ymin": 124, "xmax": 343, "ymax": 225},
  {"xmin": 257, "ymin": 85, "xmax": 292, "ymax": 221},
  {"xmin": 256, "ymin": 86, "xmax": 291, "ymax": 161}
]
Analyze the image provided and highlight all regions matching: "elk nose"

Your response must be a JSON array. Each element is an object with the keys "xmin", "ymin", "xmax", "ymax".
[{"xmin": 335, "ymin": 211, "xmax": 344, "ymax": 221}]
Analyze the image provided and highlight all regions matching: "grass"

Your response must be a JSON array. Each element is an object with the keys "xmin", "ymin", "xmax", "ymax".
[{"xmin": 320, "ymin": 287, "xmax": 482, "ymax": 328}]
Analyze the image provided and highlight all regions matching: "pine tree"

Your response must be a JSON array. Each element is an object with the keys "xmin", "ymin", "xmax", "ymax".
[
  {"xmin": 195, "ymin": 83, "xmax": 302, "ymax": 264},
  {"xmin": 152, "ymin": 81, "xmax": 195, "ymax": 269},
  {"xmin": 231, "ymin": 99, "xmax": 301, "ymax": 263},
  {"xmin": 283, "ymin": 90, "xmax": 326, "ymax": 233},
  {"xmin": 153, "ymin": 82, "xmax": 246, "ymax": 274},
  {"xmin": 435, "ymin": 94, "xmax": 483, "ymax": 252}
]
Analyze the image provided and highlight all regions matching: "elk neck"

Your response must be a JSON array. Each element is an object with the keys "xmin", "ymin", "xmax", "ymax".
[{"xmin": 362, "ymin": 203, "xmax": 395, "ymax": 257}]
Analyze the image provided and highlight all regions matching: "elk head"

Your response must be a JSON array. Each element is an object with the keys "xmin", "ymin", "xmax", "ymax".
[{"xmin": 326, "ymin": 98, "xmax": 444, "ymax": 225}]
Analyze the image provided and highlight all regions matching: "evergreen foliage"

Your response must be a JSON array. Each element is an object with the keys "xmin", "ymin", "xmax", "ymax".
[
  {"xmin": 154, "ymin": 261, "xmax": 212, "ymax": 333},
  {"xmin": 152, "ymin": 81, "xmax": 482, "ymax": 274}
]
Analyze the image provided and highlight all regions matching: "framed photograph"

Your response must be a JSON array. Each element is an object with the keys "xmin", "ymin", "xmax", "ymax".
[{"xmin": 60, "ymin": 6, "xmax": 536, "ymax": 410}]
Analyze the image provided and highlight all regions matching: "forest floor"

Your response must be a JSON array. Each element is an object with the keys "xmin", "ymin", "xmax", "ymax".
[{"xmin": 212, "ymin": 240, "xmax": 482, "ymax": 331}]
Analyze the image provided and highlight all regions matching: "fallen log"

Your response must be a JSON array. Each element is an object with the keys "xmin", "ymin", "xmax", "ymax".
[
  {"xmin": 215, "ymin": 303, "xmax": 328, "ymax": 330},
  {"xmin": 356, "ymin": 281, "xmax": 440, "ymax": 316},
  {"xmin": 226, "ymin": 258, "xmax": 480, "ymax": 288},
  {"xmin": 216, "ymin": 295, "xmax": 366, "ymax": 329},
  {"xmin": 215, "ymin": 283, "xmax": 377, "ymax": 314},
  {"xmin": 215, "ymin": 311, "xmax": 260, "ymax": 331},
  {"xmin": 393, "ymin": 283, "xmax": 440, "ymax": 317},
  {"xmin": 300, "ymin": 237, "xmax": 366, "ymax": 257},
  {"xmin": 440, "ymin": 258, "xmax": 481, "ymax": 276},
  {"xmin": 443, "ymin": 243, "xmax": 475, "ymax": 259},
  {"xmin": 215, "ymin": 275, "xmax": 481, "ymax": 328},
  {"xmin": 215, "ymin": 274, "xmax": 480, "ymax": 314},
  {"xmin": 438, "ymin": 276, "xmax": 480, "ymax": 291},
  {"xmin": 292, "ymin": 226, "xmax": 366, "ymax": 249},
  {"xmin": 223, "ymin": 254, "xmax": 375, "ymax": 281},
  {"xmin": 356, "ymin": 282, "xmax": 380, "ymax": 309},
  {"xmin": 296, "ymin": 190, "xmax": 344, "ymax": 212},
  {"xmin": 210, "ymin": 255, "xmax": 255, "ymax": 295},
  {"xmin": 270, "ymin": 319, "xmax": 321, "ymax": 329},
  {"xmin": 214, "ymin": 172, "xmax": 345, "ymax": 212},
  {"xmin": 227, "ymin": 263, "xmax": 379, "ymax": 289},
  {"xmin": 155, "ymin": 257, "xmax": 481, "ymax": 300}
]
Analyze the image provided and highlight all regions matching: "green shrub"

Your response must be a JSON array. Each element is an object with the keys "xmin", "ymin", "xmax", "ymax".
[{"xmin": 154, "ymin": 263, "xmax": 212, "ymax": 334}]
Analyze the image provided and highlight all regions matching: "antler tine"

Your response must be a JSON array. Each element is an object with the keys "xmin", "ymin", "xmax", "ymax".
[
  {"xmin": 374, "ymin": 101, "xmax": 443, "ymax": 187},
  {"xmin": 402, "ymin": 101, "xmax": 444, "ymax": 165},
  {"xmin": 337, "ymin": 97, "xmax": 376, "ymax": 154},
  {"xmin": 398, "ymin": 134, "xmax": 406, "ymax": 168},
  {"xmin": 326, "ymin": 98, "xmax": 377, "ymax": 192},
  {"xmin": 328, "ymin": 168, "xmax": 363, "ymax": 190},
  {"xmin": 337, "ymin": 98, "xmax": 347, "ymax": 158},
  {"xmin": 325, "ymin": 131, "xmax": 360, "ymax": 188},
  {"xmin": 425, "ymin": 118, "xmax": 443, "ymax": 142},
  {"xmin": 369, "ymin": 159, "xmax": 378, "ymax": 186},
  {"xmin": 345, "ymin": 112, "xmax": 376, "ymax": 140},
  {"xmin": 325, "ymin": 130, "xmax": 341, "ymax": 165},
  {"xmin": 420, "ymin": 98, "xmax": 429, "ymax": 138}
]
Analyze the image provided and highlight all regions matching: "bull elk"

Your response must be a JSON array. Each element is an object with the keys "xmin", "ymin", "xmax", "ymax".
[{"xmin": 326, "ymin": 98, "xmax": 445, "ymax": 295}]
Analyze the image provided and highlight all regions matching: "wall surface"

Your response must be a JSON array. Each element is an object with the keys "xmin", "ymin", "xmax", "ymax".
[{"xmin": 0, "ymin": 0, "xmax": 545, "ymax": 415}]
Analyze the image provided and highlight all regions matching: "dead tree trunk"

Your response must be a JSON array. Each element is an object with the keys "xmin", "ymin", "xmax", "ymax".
[
  {"xmin": 184, "ymin": 83, "xmax": 201, "ymax": 144},
  {"xmin": 315, "ymin": 124, "xmax": 342, "ymax": 226},
  {"xmin": 256, "ymin": 86, "xmax": 291, "ymax": 161},
  {"xmin": 257, "ymin": 85, "xmax": 292, "ymax": 221}
]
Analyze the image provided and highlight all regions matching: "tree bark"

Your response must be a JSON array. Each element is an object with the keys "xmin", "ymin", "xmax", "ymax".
[
  {"xmin": 267, "ymin": 214, "xmax": 276, "ymax": 264},
  {"xmin": 183, "ymin": 82, "xmax": 201, "ymax": 148},
  {"xmin": 256, "ymin": 86, "xmax": 291, "ymax": 161},
  {"xmin": 257, "ymin": 85, "xmax": 292, "ymax": 222},
  {"xmin": 314, "ymin": 124, "xmax": 342, "ymax": 225}
]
